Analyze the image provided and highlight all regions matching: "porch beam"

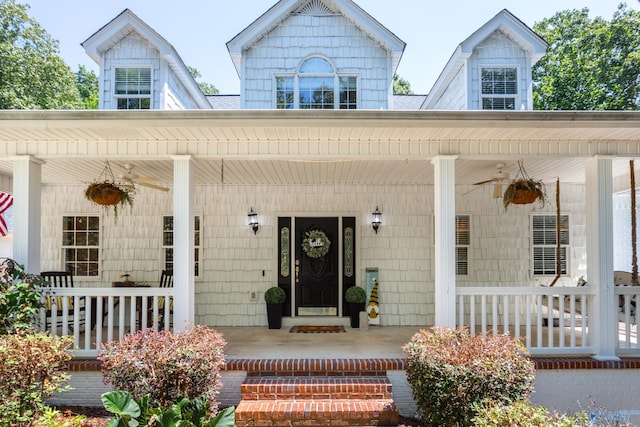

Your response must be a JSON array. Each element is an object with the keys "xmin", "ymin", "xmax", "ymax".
[
  {"xmin": 585, "ymin": 156, "xmax": 617, "ymax": 360},
  {"xmin": 433, "ymin": 155, "xmax": 458, "ymax": 328},
  {"xmin": 172, "ymin": 155, "xmax": 195, "ymax": 331},
  {"xmin": 12, "ymin": 156, "xmax": 42, "ymax": 273}
]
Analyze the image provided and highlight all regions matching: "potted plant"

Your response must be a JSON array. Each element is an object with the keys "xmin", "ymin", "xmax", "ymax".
[
  {"xmin": 345, "ymin": 286, "xmax": 367, "ymax": 328},
  {"xmin": 503, "ymin": 161, "xmax": 546, "ymax": 210},
  {"xmin": 264, "ymin": 286, "xmax": 286, "ymax": 329},
  {"xmin": 85, "ymin": 161, "xmax": 134, "ymax": 219}
]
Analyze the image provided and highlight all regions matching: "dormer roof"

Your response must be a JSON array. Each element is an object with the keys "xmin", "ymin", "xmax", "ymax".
[
  {"xmin": 423, "ymin": 9, "xmax": 547, "ymax": 109},
  {"xmin": 81, "ymin": 9, "xmax": 210, "ymax": 109},
  {"xmin": 226, "ymin": 0, "xmax": 406, "ymax": 76}
]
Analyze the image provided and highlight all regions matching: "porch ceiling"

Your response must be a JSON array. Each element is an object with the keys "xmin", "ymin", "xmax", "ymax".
[{"xmin": 0, "ymin": 110, "xmax": 638, "ymax": 187}]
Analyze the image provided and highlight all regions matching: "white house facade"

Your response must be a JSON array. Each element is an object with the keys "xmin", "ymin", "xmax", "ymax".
[{"xmin": 0, "ymin": 0, "xmax": 639, "ymax": 362}]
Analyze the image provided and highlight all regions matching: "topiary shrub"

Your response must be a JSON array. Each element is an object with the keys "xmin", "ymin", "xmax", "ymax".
[
  {"xmin": 345, "ymin": 286, "xmax": 366, "ymax": 303},
  {"xmin": 264, "ymin": 286, "xmax": 286, "ymax": 304},
  {"xmin": 403, "ymin": 327, "xmax": 535, "ymax": 427},
  {"xmin": 0, "ymin": 332, "xmax": 73, "ymax": 427},
  {"xmin": 98, "ymin": 324, "xmax": 227, "ymax": 413}
]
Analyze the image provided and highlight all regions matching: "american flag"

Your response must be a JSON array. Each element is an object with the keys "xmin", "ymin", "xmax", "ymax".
[{"xmin": 0, "ymin": 192, "xmax": 13, "ymax": 237}]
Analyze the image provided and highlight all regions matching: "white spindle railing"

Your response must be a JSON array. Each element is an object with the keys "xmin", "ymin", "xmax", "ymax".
[
  {"xmin": 615, "ymin": 286, "xmax": 639, "ymax": 354},
  {"xmin": 456, "ymin": 286, "xmax": 595, "ymax": 355},
  {"xmin": 38, "ymin": 287, "xmax": 174, "ymax": 358}
]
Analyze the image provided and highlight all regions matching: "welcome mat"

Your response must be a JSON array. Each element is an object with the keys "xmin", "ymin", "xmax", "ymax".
[{"xmin": 289, "ymin": 325, "xmax": 346, "ymax": 333}]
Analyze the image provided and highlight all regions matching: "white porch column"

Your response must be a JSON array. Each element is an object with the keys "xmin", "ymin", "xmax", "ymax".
[
  {"xmin": 12, "ymin": 156, "xmax": 42, "ymax": 273},
  {"xmin": 432, "ymin": 155, "xmax": 458, "ymax": 328},
  {"xmin": 172, "ymin": 155, "xmax": 195, "ymax": 331},
  {"xmin": 585, "ymin": 156, "xmax": 617, "ymax": 360}
]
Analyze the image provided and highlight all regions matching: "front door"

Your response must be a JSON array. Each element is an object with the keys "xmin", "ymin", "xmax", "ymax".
[{"xmin": 295, "ymin": 217, "xmax": 339, "ymax": 316}]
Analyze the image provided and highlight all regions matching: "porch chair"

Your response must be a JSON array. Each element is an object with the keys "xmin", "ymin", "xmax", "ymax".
[
  {"xmin": 154, "ymin": 270, "xmax": 173, "ymax": 329},
  {"xmin": 40, "ymin": 270, "xmax": 86, "ymax": 330}
]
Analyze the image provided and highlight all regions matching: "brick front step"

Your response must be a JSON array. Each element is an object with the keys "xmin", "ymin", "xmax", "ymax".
[
  {"xmin": 241, "ymin": 376, "xmax": 393, "ymax": 400},
  {"xmin": 235, "ymin": 399, "xmax": 399, "ymax": 427}
]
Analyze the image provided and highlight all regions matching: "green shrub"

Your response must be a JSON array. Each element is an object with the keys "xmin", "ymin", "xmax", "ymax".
[
  {"xmin": 0, "ymin": 332, "xmax": 73, "ymax": 427},
  {"xmin": 403, "ymin": 327, "xmax": 535, "ymax": 427},
  {"xmin": 101, "ymin": 390, "xmax": 236, "ymax": 427},
  {"xmin": 0, "ymin": 258, "xmax": 46, "ymax": 334},
  {"xmin": 472, "ymin": 400, "xmax": 588, "ymax": 426},
  {"xmin": 345, "ymin": 286, "xmax": 366, "ymax": 303},
  {"xmin": 98, "ymin": 324, "xmax": 227, "ymax": 413},
  {"xmin": 264, "ymin": 286, "xmax": 286, "ymax": 304}
]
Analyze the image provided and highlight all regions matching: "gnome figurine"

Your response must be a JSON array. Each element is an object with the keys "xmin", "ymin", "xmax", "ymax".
[{"xmin": 366, "ymin": 280, "xmax": 380, "ymax": 326}]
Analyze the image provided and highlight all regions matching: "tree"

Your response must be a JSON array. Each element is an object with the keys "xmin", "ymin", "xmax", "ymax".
[
  {"xmin": 0, "ymin": 0, "xmax": 81, "ymax": 109},
  {"xmin": 75, "ymin": 65, "xmax": 98, "ymax": 109},
  {"xmin": 393, "ymin": 73, "xmax": 413, "ymax": 95},
  {"xmin": 533, "ymin": 4, "xmax": 640, "ymax": 110},
  {"xmin": 188, "ymin": 66, "xmax": 219, "ymax": 95}
]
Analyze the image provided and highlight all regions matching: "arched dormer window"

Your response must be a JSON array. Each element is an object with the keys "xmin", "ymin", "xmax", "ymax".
[{"xmin": 276, "ymin": 57, "xmax": 357, "ymax": 109}]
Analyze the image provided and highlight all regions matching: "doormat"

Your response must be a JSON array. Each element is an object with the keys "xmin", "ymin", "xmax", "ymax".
[{"xmin": 289, "ymin": 325, "xmax": 346, "ymax": 333}]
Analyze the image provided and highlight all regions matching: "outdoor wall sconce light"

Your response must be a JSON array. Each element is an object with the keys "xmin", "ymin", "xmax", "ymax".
[
  {"xmin": 371, "ymin": 206, "xmax": 382, "ymax": 234},
  {"xmin": 248, "ymin": 208, "xmax": 259, "ymax": 234}
]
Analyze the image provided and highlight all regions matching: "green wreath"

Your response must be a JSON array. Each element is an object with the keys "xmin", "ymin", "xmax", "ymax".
[{"xmin": 301, "ymin": 229, "xmax": 331, "ymax": 258}]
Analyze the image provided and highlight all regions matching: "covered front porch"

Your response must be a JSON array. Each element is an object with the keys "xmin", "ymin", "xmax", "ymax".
[{"xmin": 1, "ymin": 109, "xmax": 639, "ymax": 360}]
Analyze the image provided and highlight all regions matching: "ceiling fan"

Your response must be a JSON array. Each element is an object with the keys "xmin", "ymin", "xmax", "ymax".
[
  {"xmin": 468, "ymin": 163, "xmax": 512, "ymax": 198},
  {"xmin": 118, "ymin": 163, "xmax": 170, "ymax": 192}
]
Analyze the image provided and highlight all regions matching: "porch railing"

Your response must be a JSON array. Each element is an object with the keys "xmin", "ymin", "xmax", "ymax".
[
  {"xmin": 456, "ymin": 286, "xmax": 596, "ymax": 355},
  {"xmin": 457, "ymin": 285, "xmax": 640, "ymax": 356},
  {"xmin": 37, "ymin": 287, "xmax": 174, "ymax": 358}
]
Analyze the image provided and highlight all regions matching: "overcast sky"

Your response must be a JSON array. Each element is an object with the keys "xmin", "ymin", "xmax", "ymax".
[{"xmin": 23, "ymin": 0, "xmax": 638, "ymax": 95}]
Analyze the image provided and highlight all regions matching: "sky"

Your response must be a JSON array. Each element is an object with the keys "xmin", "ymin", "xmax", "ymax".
[{"xmin": 22, "ymin": 0, "xmax": 639, "ymax": 95}]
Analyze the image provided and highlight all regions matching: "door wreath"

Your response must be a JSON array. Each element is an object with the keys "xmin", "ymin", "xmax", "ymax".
[{"xmin": 302, "ymin": 229, "xmax": 331, "ymax": 258}]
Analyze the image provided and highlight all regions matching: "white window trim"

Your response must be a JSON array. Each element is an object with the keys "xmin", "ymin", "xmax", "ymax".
[
  {"xmin": 61, "ymin": 214, "xmax": 101, "ymax": 280},
  {"xmin": 162, "ymin": 214, "xmax": 202, "ymax": 279},
  {"xmin": 479, "ymin": 65, "xmax": 519, "ymax": 110},
  {"xmin": 530, "ymin": 213, "xmax": 571, "ymax": 277},
  {"xmin": 112, "ymin": 64, "xmax": 154, "ymax": 110}
]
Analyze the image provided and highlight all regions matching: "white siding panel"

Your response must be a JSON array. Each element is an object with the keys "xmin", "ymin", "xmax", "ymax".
[
  {"xmin": 243, "ymin": 14, "xmax": 390, "ymax": 109},
  {"xmin": 39, "ymin": 181, "xmax": 588, "ymax": 327}
]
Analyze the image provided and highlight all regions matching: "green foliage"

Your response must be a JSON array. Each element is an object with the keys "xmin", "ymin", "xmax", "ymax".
[
  {"xmin": 35, "ymin": 406, "xmax": 88, "ymax": 427},
  {"xmin": 101, "ymin": 390, "xmax": 236, "ymax": 427},
  {"xmin": 403, "ymin": 327, "xmax": 535, "ymax": 427},
  {"xmin": 188, "ymin": 66, "xmax": 219, "ymax": 95},
  {"xmin": 75, "ymin": 65, "xmax": 99, "ymax": 109},
  {"xmin": 0, "ymin": 0, "xmax": 81, "ymax": 109},
  {"xmin": 472, "ymin": 400, "xmax": 588, "ymax": 426},
  {"xmin": 0, "ymin": 257, "xmax": 46, "ymax": 334},
  {"xmin": 344, "ymin": 286, "xmax": 366, "ymax": 303},
  {"xmin": 98, "ymin": 324, "xmax": 227, "ymax": 412},
  {"xmin": 264, "ymin": 286, "xmax": 286, "ymax": 304},
  {"xmin": 0, "ymin": 332, "xmax": 73, "ymax": 427},
  {"xmin": 533, "ymin": 5, "xmax": 640, "ymax": 110},
  {"xmin": 393, "ymin": 73, "xmax": 413, "ymax": 95}
]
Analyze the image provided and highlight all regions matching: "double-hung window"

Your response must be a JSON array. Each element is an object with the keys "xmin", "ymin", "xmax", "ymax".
[
  {"xmin": 62, "ymin": 216, "xmax": 100, "ymax": 276},
  {"xmin": 276, "ymin": 57, "xmax": 357, "ymax": 109},
  {"xmin": 532, "ymin": 214, "xmax": 569, "ymax": 275},
  {"xmin": 115, "ymin": 67, "xmax": 151, "ymax": 109},
  {"xmin": 162, "ymin": 215, "xmax": 201, "ymax": 277},
  {"xmin": 481, "ymin": 67, "xmax": 517, "ymax": 110},
  {"xmin": 455, "ymin": 215, "xmax": 471, "ymax": 276}
]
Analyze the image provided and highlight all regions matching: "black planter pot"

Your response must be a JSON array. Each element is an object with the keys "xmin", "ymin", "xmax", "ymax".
[
  {"xmin": 349, "ymin": 302, "xmax": 365, "ymax": 328},
  {"xmin": 266, "ymin": 303, "xmax": 283, "ymax": 329}
]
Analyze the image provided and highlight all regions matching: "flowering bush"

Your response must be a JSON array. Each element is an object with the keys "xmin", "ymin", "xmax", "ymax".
[
  {"xmin": 472, "ymin": 399, "xmax": 589, "ymax": 426},
  {"xmin": 403, "ymin": 327, "xmax": 535, "ymax": 426},
  {"xmin": 0, "ymin": 332, "xmax": 73, "ymax": 427},
  {"xmin": 98, "ymin": 324, "xmax": 227, "ymax": 413}
]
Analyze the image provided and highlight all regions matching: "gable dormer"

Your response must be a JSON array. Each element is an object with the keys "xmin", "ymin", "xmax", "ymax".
[
  {"xmin": 423, "ymin": 9, "xmax": 547, "ymax": 111},
  {"xmin": 226, "ymin": 0, "xmax": 405, "ymax": 109},
  {"xmin": 82, "ymin": 9, "xmax": 210, "ymax": 110}
]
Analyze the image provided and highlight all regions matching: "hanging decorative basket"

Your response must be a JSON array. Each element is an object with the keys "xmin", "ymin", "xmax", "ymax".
[
  {"xmin": 503, "ymin": 161, "xmax": 546, "ymax": 210},
  {"xmin": 84, "ymin": 161, "xmax": 134, "ymax": 220}
]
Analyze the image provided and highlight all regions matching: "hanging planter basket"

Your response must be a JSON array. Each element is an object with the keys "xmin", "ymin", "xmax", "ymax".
[
  {"xmin": 85, "ymin": 162, "xmax": 134, "ymax": 220},
  {"xmin": 503, "ymin": 161, "xmax": 546, "ymax": 210}
]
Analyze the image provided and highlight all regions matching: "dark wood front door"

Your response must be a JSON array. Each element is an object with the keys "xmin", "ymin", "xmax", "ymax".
[{"xmin": 295, "ymin": 217, "xmax": 339, "ymax": 316}]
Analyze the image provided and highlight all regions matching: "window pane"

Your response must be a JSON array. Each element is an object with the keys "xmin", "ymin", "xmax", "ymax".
[
  {"xmin": 276, "ymin": 77, "xmax": 294, "ymax": 109},
  {"xmin": 456, "ymin": 247, "xmax": 468, "ymax": 275},
  {"xmin": 299, "ymin": 57, "xmax": 333, "ymax": 73},
  {"xmin": 532, "ymin": 214, "xmax": 569, "ymax": 275},
  {"xmin": 339, "ymin": 76, "xmax": 357, "ymax": 109},
  {"xmin": 300, "ymin": 77, "xmax": 334, "ymax": 109}
]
